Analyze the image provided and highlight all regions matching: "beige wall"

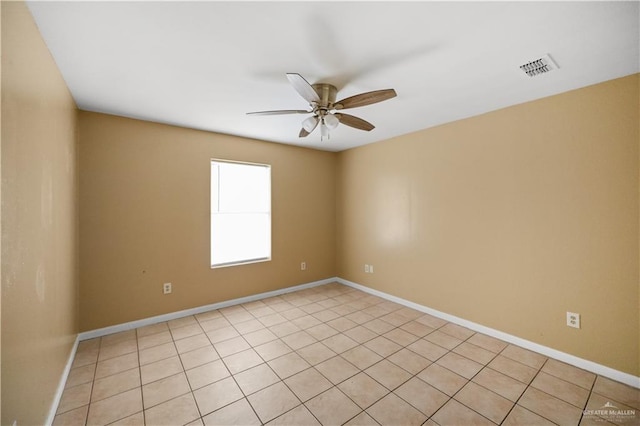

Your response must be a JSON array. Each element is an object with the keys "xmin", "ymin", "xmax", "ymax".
[
  {"xmin": 78, "ymin": 112, "xmax": 336, "ymax": 331},
  {"xmin": 1, "ymin": 2, "xmax": 79, "ymax": 425},
  {"xmin": 337, "ymin": 74, "xmax": 639, "ymax": 376}
]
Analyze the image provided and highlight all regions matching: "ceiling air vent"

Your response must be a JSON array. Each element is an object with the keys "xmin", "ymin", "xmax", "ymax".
[{"xmin": 519, "ymin": 54, "xmax": 559, "ymax": 77}]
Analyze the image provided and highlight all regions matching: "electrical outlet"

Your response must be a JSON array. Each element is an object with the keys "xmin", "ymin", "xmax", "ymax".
[
  {"xmin": 163, "ymin": 283, "xmax": 172, "ymax": 294},
  {"xmin": 364, "ymin": 264, "xmax": 370, "ymax": 273},
  {"xmin": 301, "ymin": 261, "xmax": 306, "ymax": 271},
  {"xmin": 369, "ymin": 264, "xmax": 374, "ymax": 273},
  {"xmin": 566, "ymin": 311, "xmax": 580, "ymax": 329}
]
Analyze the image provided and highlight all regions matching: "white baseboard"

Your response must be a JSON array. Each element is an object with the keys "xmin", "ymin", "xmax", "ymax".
[
  {"xmin": 336, "ymin": 277, "xmax": 640, "ymax": 389},
  {"xmin": 78, "ymin": 277, "xmax": 336, "ymax": 341},
  {"xmin": 46, "ymin": 335, "xmax": 80, "ymax": 425}
]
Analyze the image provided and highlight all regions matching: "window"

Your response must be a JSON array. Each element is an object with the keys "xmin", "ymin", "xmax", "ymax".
[{"xmin": 210, "ymin": 159, "xmax": 271, "ymax": 268}]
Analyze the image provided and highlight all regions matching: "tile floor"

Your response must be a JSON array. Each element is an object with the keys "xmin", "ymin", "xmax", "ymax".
[{"xmin": 54, "ymin": 283, "xmax": 639, "ymax": 426}]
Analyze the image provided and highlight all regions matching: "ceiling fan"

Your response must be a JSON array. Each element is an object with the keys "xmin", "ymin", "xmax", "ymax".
[{"xmin": 247, "ymin": 73, "xmax": 397, "ymax": 140}]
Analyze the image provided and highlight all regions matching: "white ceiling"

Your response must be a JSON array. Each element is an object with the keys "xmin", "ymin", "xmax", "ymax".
[{"xmin": 26, "ymin": 1, "xmax": 639, "ymax": 152}]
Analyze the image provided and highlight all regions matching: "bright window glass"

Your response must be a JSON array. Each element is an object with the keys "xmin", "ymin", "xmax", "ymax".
[{"xmin": 211, "ymin": 160, "xmax": 271, "ymax": 267}]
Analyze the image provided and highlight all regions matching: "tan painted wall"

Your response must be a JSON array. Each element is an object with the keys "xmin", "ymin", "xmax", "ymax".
[
  {"xmin": 78, "ymin": 112, "xmax": 336, "ymax": 331},
  {"xmin": 337, "ymin": 74, "xmax": 640, "ymax": 376},
  {"xmin": 1, "ymin": 2, "xmax": 79, "ymax": 425}
]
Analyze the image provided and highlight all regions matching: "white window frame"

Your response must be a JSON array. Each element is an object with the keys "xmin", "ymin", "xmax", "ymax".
[{"xmin": 210, "ymin": 159, "xmax": 271, "ymax": 268}]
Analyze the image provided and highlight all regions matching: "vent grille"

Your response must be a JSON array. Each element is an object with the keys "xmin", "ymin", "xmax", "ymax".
[{"xmin": 520, "ymin": 54, "xmax": 558, "ymax": 77}]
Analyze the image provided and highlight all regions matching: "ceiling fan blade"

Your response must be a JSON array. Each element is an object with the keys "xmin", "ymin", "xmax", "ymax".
[
  {"xmin": 247, "ymin": 109, "xmax": 311, "ymax": 116},
  {"xmin": 286, "ymin": 73, "xmax": 320, "ymax": 104},
  {"xmin": 334, "ymin": 113, "xmax": 375, "ymax": 131},
  {"xmin": 335, "ymin": 89, "xmax": 397, "ymax": 110},
  {"xmin": 299, "ymin": 128, "xmax": 310, "ymax": 138}
]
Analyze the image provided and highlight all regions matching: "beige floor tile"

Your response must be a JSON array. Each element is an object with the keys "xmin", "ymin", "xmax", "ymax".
[
  {"xmin": 86, "ymin": 388, "xmax": 142, "ymax": 426},
  {"xmin": 542, "ymin": 359, "xmax": 596, "ymax": 390},
  {"xmin": 519, "ymin": 386, "xmax": 583, "ymax": 426},
  {"xmin": 415, "ymin": 314, "xmax": 447, "ymax": 329},
  {"xmin": 378, "ymin": 312, "xmax": 410, "ymax": 327},
  {"xmin": 94, "ymin": 352, "xmax": 139, "ymax": 380},
  {"xmin": 194, "ymin": 376, "xmax": 244, "ymax": 416},
  {"xmin": 424, "ymin": 330, "xmax": 463, "ymax": 350},
  {"xmin": 364, "ymin": 336, "xmax": 402, "ymax": 357},
  {"xmin": 223, "ymin": 348, "xmax": 264, "ymax": 374},
  {"xmin": 592, "ymin": 376, "xmax": 640, "ymax": 409},
  {"xmin": 312, "ymin": 309, "xmax": 340, "ymax": 323},
  {"xmin": 168, "ymin": 315, "xmax": 198, "ymax": 330},
  {"xmin": 214, "ymin": 336, "xmax": 250, "ymax": 358},
  {"xmin": 199, "ymin": 317, "xmax": 231, "ymax": 332},
  {"xmin": 280, "ymin": 307, "xmax": 307, "ymax": 321},
  {"xmin": 180, "ymin": 345, "xmax": 219, "ymax": 370},
  {"xmin": 206, "ymin": 325, "xmax": 240, "ymax": 344},
  {"xmin": 341, "ymin": 345, "xmax": 382, "ymax": 370},
  {"xmin": 431, "ymin": 398, "xmax": 495, "ymax": 426},
  {"xmin": 502, "ymin": 405, "xmax": 556, "ymax": 426},
  {"xmin": 306, "ymin": 323, "xmax": 339, "ymax": 340},
  {"xmin": 268, "ymin": 352, "xmax": 311, "ymax": 379},
  {"xmin": 225, "ymin": 310, "xmax": 255, "ymax": 324},
  {"xmin": 305, "ymin": 387, "xmax": 361, "ymax": 426},
  {"xmin": 281, "ymin": 330, "xmax": 317, "ymax": 350},
  {"xmin": 439, "ymin": 323, "xmax": 475, "ymax": 340},
  {"xmin": 137, "ymin": 330, "xmax": 172, "ymax": 351},
  {"xmin": 387, "ymin": 348, "xmax": 431, "ymax": 375},
  {"xmin": 186, "ymin": 359, "xmax": 230, "ymax": 390},
  {"xmin": 584, "ymin": 390, "xmax": 638, "ymax": 423},
  {"xmin": 331, "ymin": 304, "xmax": 359, "ymax": 317},
  {"xmin": 250, "ymin": 306, "xmax": 278, "ymax": 318},
  {"xmin": 110, "ymin": 411, "xmax": 145, "ymax": 425},
  {"xmin": 399, "ymin": 320, "xmax": 435, "ymax": 338},
  {"xmin": 365, "ymin": 359, "xmax": 412, "ymax": 390},
  {"xmin": 91, "ymin": 368, "xmax": 140, "ymax": 402},
  {"xmin": 98, "ymin": 339, "xmax": 138, "ymax": 362},
  {"xmin": 285, "ymin": 368, "xmax": 333, "ymax": 402},
  {"xmin": 488, "ymin": 355, "xmax": 537, "ymax": 384},
  {"xmin": 101, "ymin": 330, "xmax": 137, "ymax": 347},
  {"xmin": 362, "ymin": 318, "xmax": 395, "ymax": 334},
  {"xmin": 170, "ymin": 323, "xmax": 203, "ymax": 340},
  {"xmin": 194, "ymin": 309, "xmax": 222, "ymax": 322},
  {"xmin": 259, "ymin": 313, "xmax": 288, "ymax": 327},
  {"xmin": 142, "ymin": 372, "xmax": 190, "ymax": 409},
  {"xmin": 383, "ymin": 328, "xmax": 420, "ymax": 346},
  {"xmin": 500, "ymin": 344, "xmax": 547, "ymax": 369},
  {"xmin": 145, "ymin": 393, "xmax": 200, "ymax": 426},
  {"xmin": 234, "ymin": 363, "xmax": 280, "ymax": 395},
  {"xmin": 394, "ymin": 377, "xmax": 449, "ymax": 416},
  {"xmin": 139, "ymin": 341, "xmax": 176, "ymax": 366},
  {"xmin": 72, "ymin": 346, "xmax": 100, "ymax": 369},
  {"xmin": 266, "ymin": 405, "xmax": 322, "ymax": 426},
  {"xmin": 418, "ymin": 363, "xmax": 468, "ymax": 396},
  {"xmin": 268, "ymin": 321, "xmax": 301, "ymax": 338},
  {"xmin": 247, "ymin": 382, "xmax": 301, "ymax": 423},
  {"xmin": 338, "ymin": 372, "xmax": 389, "ymax": 409},
  {"xmin": 472, "ymin": 367, "xmax": 527, "ymax": 402},
  {"xmin": 344, "ymin": 411, "xmax": 378, "ymax": 426},
  {"xmin": 436, "ymin": 352, "xmax": 483, "ymax": 379},
  {"xmin": 344, "ymin": 325, "xmax": 378, "ymax": 343},
  {"xmin": 203, "ymin": 398, "xmax": 261, "ymax": 426},
  {"xmin": 136, "ymin": 322, "xmax": 169, "ymax": 338},
  {"xmin": 453, "ymin": 341, "xmax": 496, "ymax": 365},
  {"xmin": 315, "ymin": 355, "xmax": 360, "ymax": 385},
  {"xmin": 254, "ymin": 339, "xmax": 293, "ymax": 361},
  {"xmin": 76, "ymin": 338, "xmax": 101, "ymax": 354},
  {"xmin": 454, "ymin": 381, "xmax": 513, "ymax": 424},
  {"xmin": 292, "ymin": 315, "xmax": 323, "ymax": 330},
  {"xmin": 243, "ymin": 328, "xmax": 278, "ymax": 346},
  {"xmin": 531, "ymin": 371, "xmax": 590, "ymax": 408},
  {"xmin": 366, "ymin": 392, "xmax": 427, "ymax": 426},
  {"xmin": 297, "ymin": 342, "xmax": 337, "ymax": 366},
  {"xmin": 467, "ymin": 333, "xmax": 508, "ymax": 353},
  {"xmin": 406, "ymin": 339, "xmax": 448, "ymax": 361},
  {"xmin": 57, "ymin": 382, "xmax": 92, "ymax": 414},
  {"xmin": 65, "ymin": 364, "xmax": 96, "ymax": 388},
  {"xmin": 53, "ymin": 404, "xmax": 88, "ymax": 426},
  {"xmin": 174, "ymin": 334, "xmax": 211, "ymax": 354},
  {"xmin": 234, "ymin": 318, "xmax": 266, "ymax": 334},
  {"xmin": 301, "ymin": 302, "xmax": 327, "ymax": 315},
  {"xmin": 140, "ymin": 355, "xmax": 183, "ymax": 385},
  {"xmin": 322, "ymin": 333, "xmax": 359, "ymax": 354}
]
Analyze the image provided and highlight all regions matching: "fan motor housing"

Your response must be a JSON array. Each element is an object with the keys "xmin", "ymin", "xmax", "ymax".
[{"xmin": 312, "ymin": 83, "xmax": 337, "ymax": 108}]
